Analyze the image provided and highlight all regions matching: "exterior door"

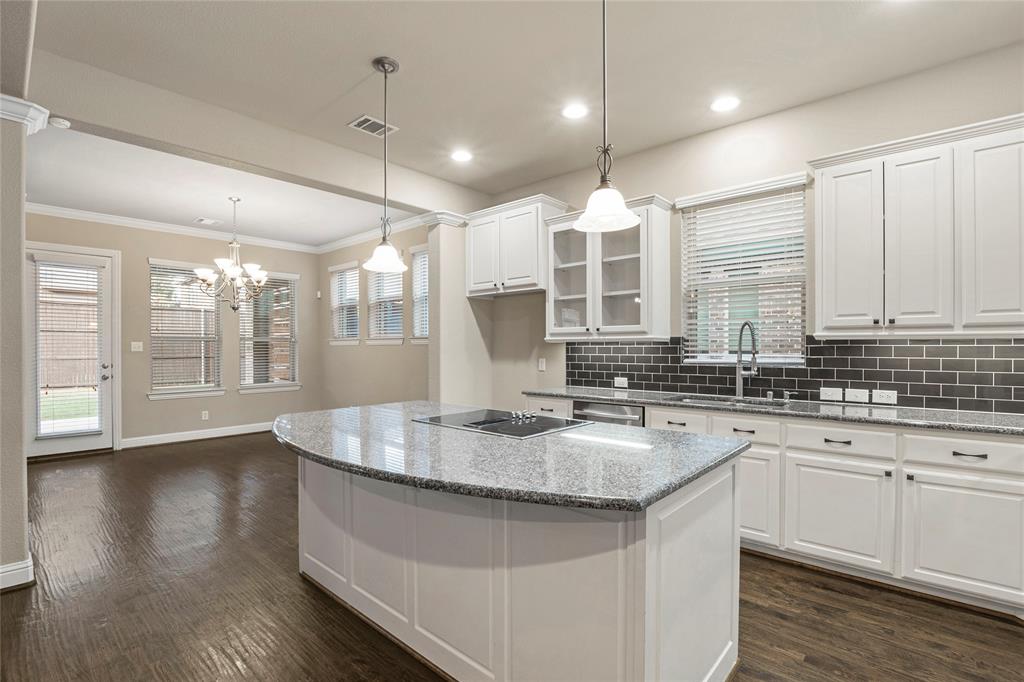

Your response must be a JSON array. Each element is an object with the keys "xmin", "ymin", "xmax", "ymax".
[{"xmin": 25, "ymin": 248, "xmax": 114, "ymax": 456}]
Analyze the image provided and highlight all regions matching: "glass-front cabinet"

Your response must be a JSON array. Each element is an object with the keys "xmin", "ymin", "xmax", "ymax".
[{"xmin": 546, "ymin": 195, "xmax": 671, "ymax": 342}]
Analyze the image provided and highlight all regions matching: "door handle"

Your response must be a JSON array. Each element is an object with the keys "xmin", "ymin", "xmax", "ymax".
[
  {"xmin": 101, "ymin": 363, "xmax": 111, "ymax": 369},
  {"xmin": 101, "ymin": 374, "xmax": 111, "ymax": 381}
]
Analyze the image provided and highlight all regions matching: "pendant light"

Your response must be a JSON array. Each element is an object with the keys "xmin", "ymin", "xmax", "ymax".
[
  {"xmin": 193, "ymin": 197, "xmax": 268, "ymax": 311},
  {"xmin": 363, "ymin": 56, "xmax": 408, "ymax": 273},
  {"xmin": 573, "ymin": 0, "xmax": 639, "ymax": 233}
]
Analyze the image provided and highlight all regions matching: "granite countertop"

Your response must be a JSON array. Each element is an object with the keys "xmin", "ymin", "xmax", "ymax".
[
  {"xmin": 524, "ymin": 386, "xmax": 1024, "ymax": 437},
  {"xmin": 272, "ymin": 400, "xmax": 749, "ymax": 512}
]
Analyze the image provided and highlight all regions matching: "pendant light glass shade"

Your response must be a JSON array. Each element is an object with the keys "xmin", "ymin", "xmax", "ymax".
[
  {"xmin": 363, "ymin": 237, "xmax": 408, "ymax": 273},
  {"xmin": 574, "ymin": 182, "xmax": 639, "ymax": 233}
]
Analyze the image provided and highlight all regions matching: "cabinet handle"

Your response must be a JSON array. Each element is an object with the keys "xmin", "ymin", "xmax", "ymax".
[
  {"xmin": 906, "ymin": 473, "xmax": 915, "ymax": 481},
  {"xmin": 585, "ymin": 327, "xmax": 590, "ymax": 332},
  {"xmin": 539, "ymin": 407, "xmax": 554, "ymax": 412},
  {"xmin": 824, "ymin": 437, "xmax": 853, "ymax": 446},
  {"xmin": 667, "ymin": 420, "xmax": 687, "ymax": 426},
  {"xmin": 884, "ymin": 470, "xmax": 892, "ymax": 477},
  {"xmin": 888, "ymin": 318, "xmax": 895, "ymax": 324},
  {"xmin": 733, "ymin": 427, "xmax": 755, "ymax": 434},
  {"xmin": 873, "ymin": 319, "xmax": 880, "ymax": 325},
  {"xmin": 596, "ymin": 327, "xmax": 601, "ymax": 332},
  {"xmin": 952, "ymin": 451, "xmax": 988, "ymax": 459}
]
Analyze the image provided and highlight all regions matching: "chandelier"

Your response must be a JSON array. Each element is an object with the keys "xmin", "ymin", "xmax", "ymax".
[{"xmin": 192, "ymin": 196, "xmax": 268, "ymax": 311}]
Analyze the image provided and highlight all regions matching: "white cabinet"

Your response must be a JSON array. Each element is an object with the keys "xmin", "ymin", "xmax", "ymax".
[
  {"xmin": 812, "ymin": 115, "xmax": 1024, "ymax": 337},
  {"xmin": 957, "ymin": 128, "xmax": 1024, "ymax": 327},
  {"xmin": 738, "ymin": 447, "xmax": 781, "ymax": 546},
  {"xmin": 545, "ymin": 195, "xmax": 671, "ymax": 342},
  {"xmin": 524, "ymin": 396, "xmax": 572, "ymax": 418},
  {"xmin": 465, "ymin": 195, "xmax": 569, "ymax": 297},
  {"xmin": 784, "ymin": 451, "xmax": 896, "ymax": 574},
  {"xmin": 901, "ymin": 467, "xmax": 1024, "ymax": 606}
]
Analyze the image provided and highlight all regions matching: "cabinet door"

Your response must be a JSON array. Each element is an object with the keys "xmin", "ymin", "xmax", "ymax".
[
  {"xmin": 957, "ymin": 129, "xmax": 1024, "ymax": 327},
  {"xmin": 594, "ymin": 206, "xmax": 647, "ymax": 335},
  {"xmin": 466, "ymin": 217, "xmax": 500, "ymax": 294},
  {"xmin": 739, "ymin": 447, "xmax": 781, "ymax": 547},
  {"xmin": 525, "ymin": 396, "xmax": 572, "ymax": 418},
  {"xmin": 547, "ymin": 223, "xmax": 591, "ymax": 336},
  {"xmin": 883, "ymin": 146, "xmax": 955, "ymax": 328},
  {"xmin": 818, "ymin": 160, "xmax": 884, "ymax": 330},
  {"xmin": 784, "ymin": 452, "xmax": 895, "ymax": 573},
  {"xmin": 499, "ymin": 206, "xmax": 540, "ymax": 289},
  {"xmin": 902, "ymin": 468, "xmax": 1024, "ymax": 606}
]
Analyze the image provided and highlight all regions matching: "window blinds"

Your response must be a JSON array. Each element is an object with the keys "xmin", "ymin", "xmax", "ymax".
[
  {"xmin": 35, "ymin": 261, "xmax": 102, "ymax": 437},
  {"xmin": 682, "ymin": 187, "xmax": 806, "ymax": 363},
  {"xmin": 330, "ymin": 267, "xmax": 359, "ymax": 340},
  {"xmin": 411, "ymin": 249, "xmax": 429, "ymax": 338},
  {"xmin": 368, "ymin": 270, "xmax": 404, "ymax": 338},
  {"xmin": 240, "ymin": 277, "xmax": 297, "ymax": 385},
  {"xmin": 150, "ymin": 263, "xmax": 222, "ymax": 390}
]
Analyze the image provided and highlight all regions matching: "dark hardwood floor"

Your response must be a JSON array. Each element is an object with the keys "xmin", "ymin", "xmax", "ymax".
[{"xmin": 3, "ymin": 433, "xmax": 1021, "ymax": 681}]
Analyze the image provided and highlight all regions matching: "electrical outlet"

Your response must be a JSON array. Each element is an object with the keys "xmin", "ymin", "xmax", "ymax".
[
  {"xmin": 537, "ymin": 358, "xmax": 546, "ymax": 372},
  {"xmin": 130, "ymin": 341, "xmax": 143, "ymax": 352},
  {"xmin": 845, "ymin": 388, "xmax": 870, "ymax": 403},
  {"xmin": 820, "ymin": 387, "xmax": 843, "ymax": 401},
  {"xmin": 614, "ymin": 377, "xmax": 628, "ymax": 389},
  {"xmin": 201, "ymin": 410, "xmax": 209, "ymax": 421},
  {"xmin": 873, "ymin": 389, "xmax": 898, "ymax": 405}
]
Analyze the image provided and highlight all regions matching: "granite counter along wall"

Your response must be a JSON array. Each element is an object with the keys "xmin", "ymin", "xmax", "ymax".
[{"xmin": 564, "ymin": 336, "xmax": 1024, "ymax": 414}]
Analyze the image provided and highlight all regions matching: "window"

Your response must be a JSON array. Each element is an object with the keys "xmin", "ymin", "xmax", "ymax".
[
  {"xmin": 681, "ymin": 184, "xmax": 806, "ymax": 364},
  {"xmin": 411, "ymin": 246, "xmax": 428, "ymax": 339},
  {"xmin": 368, "ymin": 270, "xmax": 403, "ymax": 339},
  {"xmin": 150, "ymin": 261, "xmax": 222, "ymax": 391},
  {"xmin": 330, "ymin": 263, "xmax": 359, "ymax": 342},
  {"xmin": 240, "ymin": 275, "xmax": 298, "ymax": 386}
]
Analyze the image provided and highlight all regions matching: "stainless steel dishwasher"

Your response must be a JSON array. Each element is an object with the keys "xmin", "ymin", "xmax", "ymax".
[{"xmin": 572, "ymin": 401, "xmax": 644, "ymax": 426}]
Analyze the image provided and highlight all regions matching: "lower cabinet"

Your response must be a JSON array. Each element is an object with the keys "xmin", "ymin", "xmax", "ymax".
[
  {"xmin": 525, "ymin": 396, "xmax": 572, "ymax": 418},
  {"xmin": 901, "ymin": 467, "xmax": 1024, "ymax": 606},
  {"xmin": 783, "ymin": 452, "xmax": 896, "ymax": 575},
  {"xmin": 737, "ymin": 447, "xmax": 781, "ymax": 546}
]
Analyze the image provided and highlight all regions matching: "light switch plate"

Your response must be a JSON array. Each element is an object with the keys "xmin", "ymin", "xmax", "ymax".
[
  {"xmin": 131, "ymin": 341, "xmax": 143, "ymax": 352},
  {"xmin": 537, "ymin": 358, "xmax": 546, "ymax": 372},
  {"xmin": 820, "ymin": 387, "xmax": 843, "ymax": 401},
  {"xmin": 613, "ymin": 377, "xmax": 628, "ymax": 388},
  {"xmin": 873, "ymin": 389, "xmax": 898, "ymax": 405},
  {"xmin": 845, "ymin": 388, "xmax": 870, "ymax": 403}
]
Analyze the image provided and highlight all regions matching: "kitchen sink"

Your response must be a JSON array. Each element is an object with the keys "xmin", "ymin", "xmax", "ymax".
[{"xmin": 664, "ymin": 394, "xmax": 789, "ymax": 408}]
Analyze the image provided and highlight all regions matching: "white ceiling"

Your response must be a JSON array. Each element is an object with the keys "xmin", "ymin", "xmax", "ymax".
[
  {"xmin": 27, "ymin": 128, "xmax": 412, "ymax": 248},
  {"xmin": 32, "ymin": 1, "xmax": 1024, "ymax": 195}
]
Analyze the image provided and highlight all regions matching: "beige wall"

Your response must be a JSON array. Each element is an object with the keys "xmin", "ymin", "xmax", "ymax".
[
  {"xmin": 490, "ymin": 293, "xmax": 564, "ymax": 411},
  {"xmin": 319, "ymin": 226, "xmax": 430, "ymax": 409},
  {"xmin": 26, "ymin": 213, "xmax": 324, "ymax": 439},
  {"xmin": 2, "ymin": 118, "xmax": 31, "ymax": 569}
]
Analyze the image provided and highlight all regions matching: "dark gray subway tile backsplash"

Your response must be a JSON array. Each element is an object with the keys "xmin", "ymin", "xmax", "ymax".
[{"xmin": 564, "ymin": 336, "xmax": 1024, "ymax": 414}]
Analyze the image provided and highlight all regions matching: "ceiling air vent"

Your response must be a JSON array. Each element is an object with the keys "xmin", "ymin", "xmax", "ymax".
[
  {"xmin": 193, "ymin": 217, "xmax": 223, "ymax": 226},
  {"xmin": 348, "ymin": 115, "xmax": 398, "ymax": 137}
]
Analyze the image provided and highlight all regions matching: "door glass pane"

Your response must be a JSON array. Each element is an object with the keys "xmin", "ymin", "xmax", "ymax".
[
  {"xmin": 552, "ymin": 229, "xmax": 588, "ymax": 329},
  {"xmin": 600, "ymin": 224, "xmax": 642, "ymax": 327},
  {"xmin": 36, "ymin": 262, "xmax": 102, "ymax": 436}
]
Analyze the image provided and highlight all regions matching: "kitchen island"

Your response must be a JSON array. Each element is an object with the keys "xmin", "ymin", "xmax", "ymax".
[{"xmin": 273, "ymin": 401, "xmax": 750, "ymax": 681}]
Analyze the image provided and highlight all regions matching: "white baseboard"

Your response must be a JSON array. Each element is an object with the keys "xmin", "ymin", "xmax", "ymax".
[
  {"xmin": 0, "ymin": 557, "xmax": 34, "ymax": 590},
  {"xmin": 120, "ymin": 422, "xmax": 274, "ymax": 449}
]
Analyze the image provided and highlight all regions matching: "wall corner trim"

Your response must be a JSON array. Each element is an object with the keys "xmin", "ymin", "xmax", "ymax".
[
  {"xmin": 0, "ymin": 95, "xmax": 49, "ymax": 134},
  {"xmin": 0, "ymin": 558, "xmax": 35, "ymax": 590},
  {"xmin": 674, "ymin": 172, "xmax": 811, "ymax": 210}
]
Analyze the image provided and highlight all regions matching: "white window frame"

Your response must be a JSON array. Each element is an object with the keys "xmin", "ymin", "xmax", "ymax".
[
  {"xmin": 677, "ymin": 173, "xmax": 809, "ymax": 366},
  {"xmin": 410, "ymin": 244, "xmax": 429, "ymax": 343},
  {"xmin": 329, "ymin": 261, "xmax": 361, "ymax": 346},
  {"xmin": 238, "ymin": 271, "xmax": 302, "ymax": 394}
]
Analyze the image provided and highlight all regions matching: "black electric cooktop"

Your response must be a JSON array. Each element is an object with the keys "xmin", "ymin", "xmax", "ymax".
[{"xmin": 413, "ymin": 409, "xmax": 590, "ymax": 440}]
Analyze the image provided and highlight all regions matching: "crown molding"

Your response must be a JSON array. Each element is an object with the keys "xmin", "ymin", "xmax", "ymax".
[
  {"xmin": 808, "ymin": 113, "xmax": 1024, "ymax": 169},
  {"xmin": 466, "ymin": 193, "xmax": 570, "ymax": 220},
  {"xmin": 26, "ymin": 203, "xmax": 321, "ymax": 253},
  {"xmin": 674, "ymin": 172, "xmax": 810, "ymax": 210},
  {"xmin": 546, "ymin": 193, "xmax": 672, "ymax": 224},
  {"xmin": 315, "ymin": 210, "xmax": 467, "ymax": 254},
  {"xmin": 0, "ymin": 95, "xmax": 49, "ymax": 135}
]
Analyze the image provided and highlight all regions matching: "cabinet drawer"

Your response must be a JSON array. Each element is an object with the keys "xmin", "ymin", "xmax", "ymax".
[
  {"xmin": 525, "ymin": 396, "xmax": 572, "ymax": 418},
  {"xmin": 645, "ymin": 408, "xmax": 709, "ymax": 434},
  {"xmin": 904, "ymin": 434, "xmax": 1024, "ymax": 476},
  {"xmin": 711, "ymin": 415, "xmax": 780, "ymax": 446},
  {"xmin": 787, "ymin": 423, "xmax": 896, "ymax": 460}
]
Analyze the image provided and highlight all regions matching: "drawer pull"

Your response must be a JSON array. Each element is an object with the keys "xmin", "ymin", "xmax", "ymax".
[
  {"xmin": 906, "ymin": 474, "xmax": 915, "ymax": 481},
  {"xmin": 733, "ymin": 428, "xmax": 755, "ymax": 435},
  {"xmin": 824, "ymin": 438, "xmax": 853, "ymax": 446},
  {"xmin": 667, "ymin": 420, "xmax": 687, "ymax": 426},
  {"xmin": 539, "ymin": 407, "xmax": 554, "ymax": 412},
  {"xmin": 952, "ymin": 451, "xmax": 988, "ymax": 460},
  {"xmin": 884, "ymin": 470, "xmax": 892, "ymax": 477}
]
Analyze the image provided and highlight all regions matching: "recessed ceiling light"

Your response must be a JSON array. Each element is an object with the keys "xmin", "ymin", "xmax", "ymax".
[
  {"xmin": 193, "ymin": 217, "xmax": 223, "ymax": 226},
  {"xmin": 561, "ymin": 102, "xmax": 589, "ymax": 120},
  {"xmin": 451, "ymin": 149, "xmax": 473, "ymax": 163},
  {"xmin": 48, "ymin": 117, "xmax": 71, "ymax": 129},
  {"xmin": 710, "ymin": 95, "xmax": 740, "ymax": 113}
]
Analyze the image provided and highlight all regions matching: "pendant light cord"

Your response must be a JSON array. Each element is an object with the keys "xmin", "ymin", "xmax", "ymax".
[
  {"xmin": 383, "ymin": 65, "xmax": 390, "ymax": 238},
  {"xmin": 595, "ymin": 0, "xmax": 613, "ymax": 185}
]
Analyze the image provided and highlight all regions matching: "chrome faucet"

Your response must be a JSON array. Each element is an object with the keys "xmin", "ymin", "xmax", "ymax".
[{"xmin": 735, "ymin": 321, "xmax": 759, "ymax": 399}]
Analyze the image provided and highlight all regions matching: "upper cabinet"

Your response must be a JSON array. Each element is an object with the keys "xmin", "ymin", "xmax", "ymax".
[
  {"xmin": 811, "ymin": 115, "xmax": 1024, "ymax": 337},
  {"xmin": 465, "ymin": 195, "xmax": 569, "ymax": 297},
  {"xmin": 545, "ymin": 195, "xmax": 671, "ymax": 342}
]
